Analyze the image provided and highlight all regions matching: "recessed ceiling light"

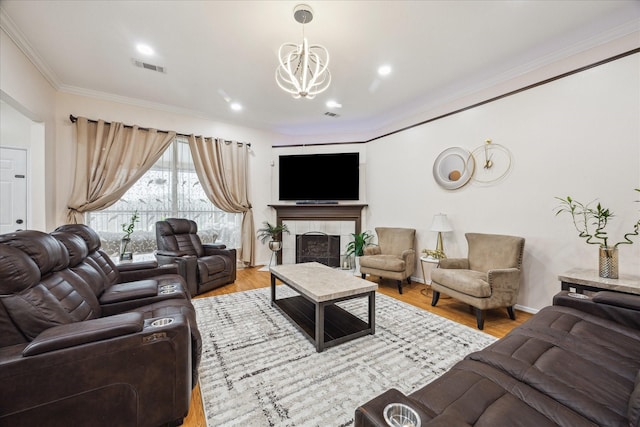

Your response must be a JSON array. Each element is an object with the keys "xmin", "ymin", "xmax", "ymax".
[
  {"xmin": 377, "ymin": 64, "xmax": 392, "ymax": 76},
  {"xmin": 136, "ymin": 44, "xmax": 154, "ymax": 56},
  {"xmin": 326, "ymin": 100, "xmax": 342, "ymax": 109},
  {"xmin": 230, "ymin": 102, "xmax": 243, "ymax": 111}
]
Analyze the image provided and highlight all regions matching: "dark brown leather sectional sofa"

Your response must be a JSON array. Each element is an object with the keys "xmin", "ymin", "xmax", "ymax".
[
  {"xmin": 356, "ymin": 290, "xmax": 640, "ymax": 426},
  {"xmin": 0, "ymin": 224, "xmax": 202, "ymax": 427}
]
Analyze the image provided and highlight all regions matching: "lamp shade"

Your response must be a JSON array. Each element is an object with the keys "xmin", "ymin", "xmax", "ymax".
[{"xmin": 430, "ymin": 213, "xmax": 452, "ymax": 232}]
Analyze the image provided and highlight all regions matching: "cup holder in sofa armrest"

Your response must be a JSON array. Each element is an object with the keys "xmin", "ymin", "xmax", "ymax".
[
  {"xmin": 150, "ymin": 317, "xmax": 175, "ymax": 327},
  {"xmin": 384, "ymin": 403, "xmax": 421, "ymax": 427},
  {"xmin": 159, "ymin": 284, "xmax": 180, "ymax": 295}
]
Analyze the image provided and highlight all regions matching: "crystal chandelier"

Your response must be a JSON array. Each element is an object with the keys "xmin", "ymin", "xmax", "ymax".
[{"xmin": 275, "ymin": 4, "xmax": 331, "ymax": 99}]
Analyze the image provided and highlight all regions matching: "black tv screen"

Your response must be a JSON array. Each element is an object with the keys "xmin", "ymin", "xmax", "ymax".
[{"xmin": 279, "ymin": 153, "xmax": 359, "ymax": 201}]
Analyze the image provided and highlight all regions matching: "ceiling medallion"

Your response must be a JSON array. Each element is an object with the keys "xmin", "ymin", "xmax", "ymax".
[{"xmin": 275, "ymin": 4, "xmax": 331, "ymax": 99}]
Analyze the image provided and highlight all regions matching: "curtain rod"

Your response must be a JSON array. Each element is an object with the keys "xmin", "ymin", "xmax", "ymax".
[{"xmin": 69, "ymin": 114, "xmax": 250, "ymax": 147}]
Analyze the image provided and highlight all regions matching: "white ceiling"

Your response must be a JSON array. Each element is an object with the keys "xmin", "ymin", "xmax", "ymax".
[{"xmin": 2, "ymin": 1, "xmax": 639, "ymax": 143}]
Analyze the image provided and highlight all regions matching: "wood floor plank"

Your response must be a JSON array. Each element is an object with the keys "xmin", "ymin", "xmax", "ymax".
[{"xmin": 182, "ymin": 266, "xmax": 533, "ymax": 426}]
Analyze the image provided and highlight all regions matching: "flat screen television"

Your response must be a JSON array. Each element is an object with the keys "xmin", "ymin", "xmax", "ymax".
[{"xmin": 279, "ymin": 152, "xmax": 359, "ymax": 202}]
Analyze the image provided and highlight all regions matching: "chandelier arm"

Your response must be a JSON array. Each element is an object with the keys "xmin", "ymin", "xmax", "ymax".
[
  {"xmin": 286, "ymin": 50, "xmax": 303, "ymax": 93},
  {"xmin": 274, "ymin": 5, "xmax": 331, "ymax": 98}
]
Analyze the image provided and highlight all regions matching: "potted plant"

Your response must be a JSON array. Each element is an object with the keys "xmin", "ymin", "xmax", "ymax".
[
  {"xmin": 345, "ymin": 231, "xmax": 374, "ymax": 274},
  {"xmin": 554, "ymin": 189, "xmax": 640, "ymax": 279},
  {"xmin": 257, "ymin": 221, "xmax": 290, "ymax": 252},
  {"xmin": 345, "ymin": 230, "xmax": 374, "ymax": 257},
  {"xmin": 120, "ymin": 210, "xmax": 140, "ymax": 260}
]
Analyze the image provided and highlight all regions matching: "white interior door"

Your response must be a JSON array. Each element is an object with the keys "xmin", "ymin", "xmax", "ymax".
[{"xmin": 0, "ymin": 147, "xmax": 28, "ymax": 233}]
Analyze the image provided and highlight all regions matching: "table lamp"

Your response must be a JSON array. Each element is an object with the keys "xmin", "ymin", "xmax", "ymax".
[{"xmin": 430, "ymin": 213, "xmax": 453, "ymax": 253}]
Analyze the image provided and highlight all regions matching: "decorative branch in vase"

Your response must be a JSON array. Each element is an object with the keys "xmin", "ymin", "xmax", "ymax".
[
  {"xmin": 120, "ymin": 210, "xmax": 140, "ymax": 260},
  {"xmin": 554, "ymin": 189, "xmax": 640, "ymax": 279}
]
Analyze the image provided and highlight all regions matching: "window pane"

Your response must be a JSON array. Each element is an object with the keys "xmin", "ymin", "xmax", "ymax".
[{"xmin": 86, "ymin": 138, "xmax": 241, "ymax": 257}]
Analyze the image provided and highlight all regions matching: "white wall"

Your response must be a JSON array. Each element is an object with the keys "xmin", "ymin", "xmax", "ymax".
[
  {"xmin": 365, "ymin": 53, "xmax": 640, "ymax": 311},
  {"xmin": 0, "ymin": 28, "xmax": 55, "ymax": 230}
]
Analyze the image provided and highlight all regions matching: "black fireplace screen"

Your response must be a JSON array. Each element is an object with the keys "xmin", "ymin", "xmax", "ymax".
[{"xmin": 296, "ymin": 232, "xmax": 341, "ymax": 267}]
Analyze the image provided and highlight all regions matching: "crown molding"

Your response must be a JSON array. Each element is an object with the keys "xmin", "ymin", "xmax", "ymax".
[
  {"xmin": 58, "ymin": 83, "xmax": 214, "ymax": 121},
  {"xmin": 0, "ymin": 6, "xmax": 62, "ymax": 90}
]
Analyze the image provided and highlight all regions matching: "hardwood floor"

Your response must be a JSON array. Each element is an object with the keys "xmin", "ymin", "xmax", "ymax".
[{"xmin": 181, "ymin": 266, "xmax": 533, "ymax": 427}]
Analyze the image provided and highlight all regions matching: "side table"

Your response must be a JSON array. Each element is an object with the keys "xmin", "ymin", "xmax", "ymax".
[
  {"xmin": 420, "ymin": 256, "xmax": 440, "ymax": 295},
  {"xmin": 558, "ymin": 268, "xmax": 640, "ymax": 296}
]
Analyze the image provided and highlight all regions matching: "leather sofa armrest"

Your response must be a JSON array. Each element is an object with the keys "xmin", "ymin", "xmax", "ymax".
[
  {"xmin": 23, "ymin": 312, "xmax": 144, "ymax": 356},
  {"xmin": 3, "ymin": 314, "xmax": 192, "ymax": 426},
  {"xmin": 156, "ymin": 249, "xmax": 189, "ymax": 257},
  {"xmin": 593, "ymin": 291, "xmax": 640, "ymax": 311},
  {"xmin": 116, "ymin": 260, "xmax": 157, "ymax": 272},
  {"xmin": 203, "ymin": 243, "xmax": 227, "ymax": 250},
  {"xmin": 355, "ymin": 388, "xmax": 436, "ymax": 427},
  {"xmin": 175, "ymin": 256, "xmax": 199, "ymax": 297},
  {"xmin": 117, "ymin": 262, "xmax": 178, "ymax": 282},
  {"xmin": 202, "ymin": 245, "xmax": 234, "ymax": 257},
  {"xmin": 438, "ymin": 258, "xmax": 469, "ymax": 269},
  {"xmin": 553, "ymin": 291, "xmax": 640, "ymax": 329}
]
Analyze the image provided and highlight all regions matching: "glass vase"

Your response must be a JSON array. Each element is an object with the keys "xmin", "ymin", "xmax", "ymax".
[
  {"xmin": 120, "ymin": 237, "xmax": 132, "ymax": 260},
  {"xmin": 598, "ymin": 246, "xmax": 618, "ymax": 279}
]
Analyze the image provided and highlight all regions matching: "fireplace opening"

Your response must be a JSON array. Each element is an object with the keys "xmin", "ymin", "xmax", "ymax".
[{"xmin": 296, "ymin": 232, "xmax": 341, "ymax": 267}]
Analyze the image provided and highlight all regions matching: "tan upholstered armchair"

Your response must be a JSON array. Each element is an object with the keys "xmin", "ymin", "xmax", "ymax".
[
  {"xmin": 430, "ymin": 232, "xmax": 525, "ymax": 330},
  {"xmin": 359, "ymin": 227, "xmax": 416, "ymax": 294}
]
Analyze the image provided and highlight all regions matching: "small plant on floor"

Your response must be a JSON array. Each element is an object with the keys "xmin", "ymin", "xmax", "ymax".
[{"xmin": 345, "ymin": 231, "xmax": 374, "ymax": 257}]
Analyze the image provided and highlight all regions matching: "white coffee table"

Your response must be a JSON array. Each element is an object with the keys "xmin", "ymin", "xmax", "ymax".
[{"xmin": 270, "ymin": 262, "xmax": 378, "ymax": 352}]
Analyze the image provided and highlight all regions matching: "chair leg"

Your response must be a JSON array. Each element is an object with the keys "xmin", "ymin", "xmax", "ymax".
[
  {"xmin": 397, "ymin": 280, "xmax": 403, "ymax": 294},
  {"xmin": 507, "ymin": 306, "xmax": 516, "ymax": 320},
  {"xmin": 475, "ymin": 308, "xmax": 485, "ymax": 330},
  {"xmin": 361, "ymin": 273, "xmax": 366, "ymax": 280},
  {"xmin": 431, "ymin": 291, "xmax": 440, "ymax": 306},
  {"xmin": 407, "ymin": 276, "xmax": 412, "ymax": 284}
]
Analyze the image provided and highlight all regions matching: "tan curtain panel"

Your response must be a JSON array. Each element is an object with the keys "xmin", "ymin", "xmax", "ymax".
[
  {"xmin": 66, "ymin": 117, "xmax": 175, "ymax": 224},
  {"xmin": 189, "ymin": 135, "xmax": 255, "ymax": 266}
]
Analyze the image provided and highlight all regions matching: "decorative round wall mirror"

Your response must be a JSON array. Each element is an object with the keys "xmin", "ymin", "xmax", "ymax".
[{"xmin": 432, "ymin": 147, "xmax": 475, "ymax": 190}]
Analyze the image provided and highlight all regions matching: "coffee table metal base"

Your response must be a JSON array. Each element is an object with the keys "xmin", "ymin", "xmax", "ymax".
[{"xmin": 270, "ymin": 274, "xmax": 375, "ymax": 352}]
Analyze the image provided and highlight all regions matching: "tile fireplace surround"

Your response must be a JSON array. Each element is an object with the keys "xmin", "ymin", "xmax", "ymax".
[
  {"xmin": 269, "ymin": 204, "xmax": 367, "ymax": 265},
  {"xmin": 282, "ymin": 221, "xmax": 355, "ymax": 265}
]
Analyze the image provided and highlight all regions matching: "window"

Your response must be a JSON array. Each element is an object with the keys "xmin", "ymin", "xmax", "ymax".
[{"xmin": 86, "ymin": 137, "xmax": 241, "ymax": 257}]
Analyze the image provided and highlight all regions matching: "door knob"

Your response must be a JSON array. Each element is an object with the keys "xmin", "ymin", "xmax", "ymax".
[{"xmin": 16, "ymin": 219, "xmax": 24, "ymax": 224}]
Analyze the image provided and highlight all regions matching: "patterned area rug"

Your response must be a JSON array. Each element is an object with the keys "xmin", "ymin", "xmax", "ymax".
[{"xmin": 193, "ymin": 286, "xmax": 496, "ymax": 426}]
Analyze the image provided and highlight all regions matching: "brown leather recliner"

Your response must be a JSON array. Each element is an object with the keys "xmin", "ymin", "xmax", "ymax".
[
  {"xmin": 156, "ymin": 218, "xmax": 236, "ymax": 296},
  {"xmin": 0, "ymin": 227, "xmax": 201, "ymax": 427}
]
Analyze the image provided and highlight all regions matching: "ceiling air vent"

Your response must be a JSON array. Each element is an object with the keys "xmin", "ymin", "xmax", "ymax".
[
  {"xmin": 324, "ymin": 111, "xmax": 340, "ymax": 118},
  {"xmin": 132, "ymin": 58, "xmax": 166, "ymax": 73}
]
